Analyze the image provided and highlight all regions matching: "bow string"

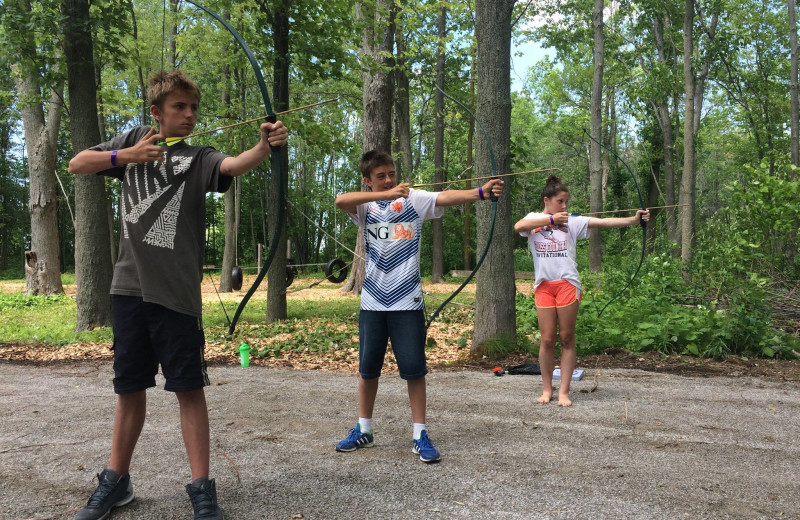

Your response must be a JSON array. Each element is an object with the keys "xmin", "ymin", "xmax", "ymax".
[
  {"xmin": 582, "ymin": 129, "xmax": 647, "ymax": 318},
  {"xmin": 425, "ymin": 84, "xmax": 499, "ymax": 330},
  {"xmin": 181, "ymin": 1, "xmax": 285, "ymax": 335}
]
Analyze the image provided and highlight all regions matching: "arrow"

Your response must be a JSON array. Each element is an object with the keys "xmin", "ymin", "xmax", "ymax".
[
  {"xmin": 411, "ymin": 167, "xmax": 559, "ymax": 189},
  {"xmin": 572, "ymin": 203, "xmax": 689, "ymax": 217},
  {"xmin": 159, "ymin": 97, "xmax": 339, "ymax": 146}
]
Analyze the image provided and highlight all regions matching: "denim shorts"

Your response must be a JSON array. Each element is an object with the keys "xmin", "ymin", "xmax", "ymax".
[
  {"xmin": 111, "ymin": 295, "xmax": 209, "ymax": 394},
  {"xmin": 359, "ymin": 309, "xmax": 428, "ymax": 381}
]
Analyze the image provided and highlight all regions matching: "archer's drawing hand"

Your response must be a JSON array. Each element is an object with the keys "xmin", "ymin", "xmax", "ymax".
[
  {"xmin": 387, "ymin": 183, "xmax": 411, "ymax": 199},
  {"xmin": 260, "ymin": 120, "xmax": 288, "ymax": 150},
  {"xmin": 553, "ymin": 212, "xmax": 570, "ymax": 225},
  {"xmin": 129, "ymin": 127, "xmax": 165, "ymax": 163}
]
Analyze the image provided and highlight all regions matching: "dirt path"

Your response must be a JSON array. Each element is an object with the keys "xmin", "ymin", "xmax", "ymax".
[{"xmin": 1, "ymin": 362, "xmax": 798, "ymax": 519}]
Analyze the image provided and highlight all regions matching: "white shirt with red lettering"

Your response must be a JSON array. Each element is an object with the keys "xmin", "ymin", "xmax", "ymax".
[{"xmin": 519, "ymin": 212, "xmax": 591, "ymax": 291}]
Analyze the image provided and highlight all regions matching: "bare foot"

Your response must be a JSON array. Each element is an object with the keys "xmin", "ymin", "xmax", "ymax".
[
  {"xmin": 537, "ymin": 391, "xmax": 552, "ymax": 404},
  {"xmin": 557, "ymin": 394, "xmax": 572, "ymax": 407}
]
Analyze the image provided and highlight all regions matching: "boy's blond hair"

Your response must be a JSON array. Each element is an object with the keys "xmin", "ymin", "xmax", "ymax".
[{"xmin": 147, "ymin": 70, "xmax": 201, "ymax": 108}]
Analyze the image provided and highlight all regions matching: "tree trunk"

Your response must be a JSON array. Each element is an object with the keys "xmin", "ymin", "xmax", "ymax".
[
  {"xmin": 343, "ymin": 0, "xmax": 396, "ymax": 295},
  {"xmin": 95, "ymin": 61, "xmax": 118, "ymax": 266},
  {"xmin": 680, "ymin": 0, "xmax": 697, "ymax": 279},
  {"xmin": 588, "ymin": 0, "xmax": 605, "ymax": 273},
  {"xmin": 431, "ymin": 6, "xmax": 447, "ymax": 284},
  {"xmin": 220, "ymin": 26, "xmax": 234, "ymax": 293},
  {"xmin": 463, "ymin": 55, "xmax": 476, "ymax": 271},
  {"xmin": 393, "ymin": 20, "xmax": 412, "ymax": 182},
  {"xmin": 126, "ymin": 0, "xmax": 148, "ymax": 123},
  {"xmin": 63, "ymin": 0, "xmax": 113, "ymax": 330},
  {"xmin": 653, "ymin": 15, "xmax": 679, "ymax": 243},
  {"xmin": 472, "ymin": 0, "xmax": 517, "ymax": 354},
  {"xmin": 11, "ymin": 0, "xmax": 64, "ymax": 296},
  {"xmin": 790, "ymin": 0, "xmax": 799, "ymax": 168},
  {"xmin": 169, "ymin": 0, "xmax": 179, "ymax": 67},
  {"xmin": 266, "ymin": 0, "xmax": 291, "ymax": 322}
]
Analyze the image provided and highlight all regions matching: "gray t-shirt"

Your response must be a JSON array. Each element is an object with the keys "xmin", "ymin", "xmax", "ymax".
[{"xmin": 91, "ymin": 126, "xmax": 231, "ymax": 317}]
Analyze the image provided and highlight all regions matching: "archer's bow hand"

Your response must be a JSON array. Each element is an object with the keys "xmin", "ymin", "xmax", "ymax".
[
  {"xmin": 259, "ymin": 120, "xmax": 288, "ymax": 152},
  {"xmin": 632, "ymin": 209, "xmax": 650, "ymax": 226},
  {"xmin": 482, "ymin": 178, "xmax": 504, "ymax": 200}
]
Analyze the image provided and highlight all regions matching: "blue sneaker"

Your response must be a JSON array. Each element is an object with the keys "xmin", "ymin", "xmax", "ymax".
[
  {"xmin": 412, "ymin": 430, "xmax": 441, "ymax": 463},
  {"xmin": 335, "ymin": 424, "xmax": 374, "ymax": 452}
]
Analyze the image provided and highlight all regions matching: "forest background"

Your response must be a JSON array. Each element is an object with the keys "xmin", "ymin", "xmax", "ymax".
[{"xmin": 0, "ymin": 0, "xmax": 798, "ymax": 362}]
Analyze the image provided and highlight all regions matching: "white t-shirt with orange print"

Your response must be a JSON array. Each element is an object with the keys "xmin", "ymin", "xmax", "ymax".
[
  {"xmin": 519, "ymin": 212, "xmax": 591, "ymax": 292},
  {"xmin": 349, "ymin": 189, "xmax": 443, "ymax": 311}
]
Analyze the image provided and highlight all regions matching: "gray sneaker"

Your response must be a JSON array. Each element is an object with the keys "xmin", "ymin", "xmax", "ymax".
[
  {"xmin": 74, "ymin": 469, "xmax": 134, "ymax": 520},
  {"xmin": 186, "ymin": 477, "xmax": 223, "ymax": 520}
]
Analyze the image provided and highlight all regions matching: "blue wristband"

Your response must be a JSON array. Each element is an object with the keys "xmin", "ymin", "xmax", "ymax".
[
  {"xmin": 478, "ymin": 186, "xmax": 485, "ymax": 200},
  {"xmin": 110, "ymin": 150, "xmax": 118, "ymax": 166},
  {"xmin": 549, "ymin": 215, "xmax": 554, "ymax": 225}
]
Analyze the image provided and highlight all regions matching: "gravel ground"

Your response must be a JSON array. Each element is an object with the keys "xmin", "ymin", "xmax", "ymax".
[{"xmin": 0, "ymin": 362, "xmax": 798, "ymax": 520}]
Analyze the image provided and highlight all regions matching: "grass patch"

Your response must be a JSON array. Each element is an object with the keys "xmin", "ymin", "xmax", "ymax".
[{"xmin": 0, "ymin": 293, "xmax": 112, "ymax": 345}]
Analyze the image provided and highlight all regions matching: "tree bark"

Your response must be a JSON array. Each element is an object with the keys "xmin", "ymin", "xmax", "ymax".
[
  {"xmin": 431, "ymin": 6, "xmax": 447, "ymax": 284},
  {"xmin": 680, "ymin": 0, "xmax": 697, "ymax": 279},
  {"xmin": 343, "ymin": 0, "xmax": 396, "ymax": 295},
  {"xmin": 266, "ymin": 0, "xmax": 291, "ymax": 322},
  {"xmin": 63, "ymin": 0, "xmax": 113, "ymax": 330},
  {"xmin": 653, "ymin": 15, "xmax": 679, "ymax": 243},
  {"xmin": 588, "ymin": 0, "xmax": 604, "ymax": 273},
  {"xmin": 463, "ymin": 55, "xmax": 476, "ymax": 271},
  {"xmin": 472, "ymin": 0, "xmax": 517, "ymax": 354},
  {"xmin": 220, "ymin": 21, "xmax": 234, "ymax": 293},
  {"xmin": 393, "ymin": 19, "xmax": 413, "ymax": 182},
  {"xmin": 126, "ymin": 0, "xmax": 148, "ymax": 123},
  {"xmin": 11, "ymin": 0, "xmax": 64, "ymax": 296},
  {"xmin": 790, "ymin": 0, "xmax": 799, "ymax": 168}
]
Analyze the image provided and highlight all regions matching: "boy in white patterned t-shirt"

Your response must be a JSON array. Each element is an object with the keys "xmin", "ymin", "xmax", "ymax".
[{"xmin": 334, "ymin": 150, "xmax": 503, "ymax": 463}]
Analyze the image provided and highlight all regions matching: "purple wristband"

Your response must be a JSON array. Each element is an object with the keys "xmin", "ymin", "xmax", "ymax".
[
  {"xmin": 110, "ymin": 150, "xmax": 118, "ymax": 166},
  {"xmin": 478, "ymin": 186, "xmax": 485, "ymax": 201},
  {"xmin": 549, "ymin": 215, "xmax": 554, "ymax": 225}
]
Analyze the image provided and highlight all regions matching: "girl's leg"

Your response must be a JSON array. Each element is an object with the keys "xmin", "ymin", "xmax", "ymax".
[
  {"xmin": 555, "ymin": 301, "xmax": 580, "ymax": 406},
  {"xmin": 536, "ymin": 307, "xmax": 558, "ymax": 403}
]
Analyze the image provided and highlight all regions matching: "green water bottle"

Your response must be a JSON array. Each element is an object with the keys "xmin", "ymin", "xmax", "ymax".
[{"xmin": 239, "ymin": 343, "xmax": 250, "ymax": 368}]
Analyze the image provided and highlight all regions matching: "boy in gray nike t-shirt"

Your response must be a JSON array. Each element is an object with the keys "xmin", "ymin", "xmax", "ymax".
[{"xmin": 68, "ymin": 69, "xmax": 287, "ymax": 520}]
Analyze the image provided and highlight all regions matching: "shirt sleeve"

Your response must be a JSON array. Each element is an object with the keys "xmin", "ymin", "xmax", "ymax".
[
  {"xmin": 195, "ymin": 146, "xmax": 229, "ymax": 193},
  {"xmin": 348, "ymin": 204, "xmax": 366, "ymax": 227},
  {"xmin": 88, "ymin": 127, "xmax": 149, "ymax": 180},
  {"xmin": 569, "ymin": 215, "xmax": 591, "ymax": 239},
  {"xmin": 518, "ymin": 212, "xmax": 541, "ymax": 237},
  {"xmin": 408, "ymin": 189, "xmax": 444, "ymax": 220}
]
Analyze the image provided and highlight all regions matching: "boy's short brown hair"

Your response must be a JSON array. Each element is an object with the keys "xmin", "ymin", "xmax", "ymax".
[
  {"xmin": 359, "ymin": 150, "xmax": 395, "ymax": 179},
  {"xmin": 147, "ymin": 70, "xmax": 202, "ymax": 108}
]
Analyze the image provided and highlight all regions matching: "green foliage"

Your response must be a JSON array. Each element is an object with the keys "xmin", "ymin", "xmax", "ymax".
[{"xmin": 515, "ymin": 245, "xmax": 799, "ymax": 360}]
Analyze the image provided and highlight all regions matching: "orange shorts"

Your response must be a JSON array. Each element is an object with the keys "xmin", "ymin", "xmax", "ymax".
[{"xmin": 534, "ymin": 280, "xmax": 582, "ymax": 308}]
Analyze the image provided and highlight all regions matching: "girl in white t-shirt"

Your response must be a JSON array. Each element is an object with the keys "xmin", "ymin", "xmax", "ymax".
[{"xmin": 514, "ymin": 175, "xmax": 649, "ymax": 406}]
